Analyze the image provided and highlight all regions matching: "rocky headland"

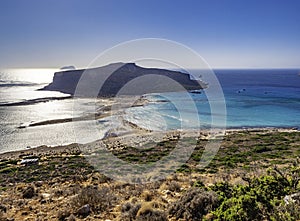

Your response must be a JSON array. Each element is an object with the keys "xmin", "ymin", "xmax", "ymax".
[{"xmin": 41, "ymin": 63, "xmax": 207, "ymax": 97}]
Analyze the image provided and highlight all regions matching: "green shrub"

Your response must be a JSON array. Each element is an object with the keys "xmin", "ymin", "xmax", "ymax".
[
  {"xmin": 212, "ymin": 163, "xmax": 300, "ymax": 220},
  {"xmin": 253, "ymin": 145, "xmax": 272, "ymax": 153},
  {"xmin": 214, "ymin": 193, "xmax": 262, "ymax": 221}
]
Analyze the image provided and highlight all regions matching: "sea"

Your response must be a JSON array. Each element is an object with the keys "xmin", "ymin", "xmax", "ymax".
[{"xmin": 0, "ymin": 68, "xmax": 300, "ymax": 154}]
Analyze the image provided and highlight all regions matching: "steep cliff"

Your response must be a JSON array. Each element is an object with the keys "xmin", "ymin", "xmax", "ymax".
[{"xmin": 41, "ymin": 63, "xmax": 206, "ymax": 97}]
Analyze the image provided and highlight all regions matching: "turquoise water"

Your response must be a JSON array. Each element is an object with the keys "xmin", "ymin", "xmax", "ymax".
[
  {"xmin": 218, "ymin": 69, "xmax": 300, "ymax": 128},
  {"xmin": 125, "ymin": 69, "xmax": 300, "ymax": 129},
  {"xmin": 0, "ymin": 68, "xmax": 299, "ymax": 153}
]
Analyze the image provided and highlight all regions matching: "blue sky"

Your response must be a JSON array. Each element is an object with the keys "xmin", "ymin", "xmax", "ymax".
[{"xmin": 0, "ymin": 0, "xmax": 300, "ymax": 68}]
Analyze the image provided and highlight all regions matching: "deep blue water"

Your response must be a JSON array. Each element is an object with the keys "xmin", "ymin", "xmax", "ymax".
[{"xmin": 216, "ymin": 69, "xmax": 300, "ymax": 127}]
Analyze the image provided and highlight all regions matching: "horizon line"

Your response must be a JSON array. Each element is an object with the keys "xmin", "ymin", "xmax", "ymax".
[{"xmin": 2, "ymin": 64, "xmax": 300, "ymax": 71}]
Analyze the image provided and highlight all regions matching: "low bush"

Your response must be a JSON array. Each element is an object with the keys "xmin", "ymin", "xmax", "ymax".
[
  {"xmin": 137, "ymin": 202, "xmax": 167, "ymax": 221},
  {"xmin": 71, "ymin": 185, "xmax": 117, "ymax": 214},
  {"xmin": 120, "ymin": 202, "xmax": 141, "ymax": 221},
  {"xmin": 212, "ymin": 162, "xmax": 300, "ymax": 220},
  {"xmin": 120, "ymin": 201, "xmax": 166, "ymax": 221},
  {"xmin": 168, "ymin": 188, "xmax": 218, "ymax": 220}
]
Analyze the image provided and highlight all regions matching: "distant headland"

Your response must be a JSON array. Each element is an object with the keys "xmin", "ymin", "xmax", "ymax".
[
  {"xmin": 59, "ymin": 65, "xmax": 76, "ymax": 70},
  {"xmin": 41, "ymin": 63, "xmax": 207, "ymax": 97}
]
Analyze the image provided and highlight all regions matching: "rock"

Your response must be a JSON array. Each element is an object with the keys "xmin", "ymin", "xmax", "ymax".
[
  {"xmin": 60, "ymin": 65, "xmax": 76, "ymax": 70},
  {"xmin": 67, "ymin": 214, "xmax": 76, "ymax": 221},
  {"xmin": 20, "ymin": 158, "xmax": 39, "ymax": 165},
  {"xmin": 35, "ymin": 181, "xmax": 43, "ymax": 187},
  {"xmin": 41, "ymin": 63, "xmax": 207, "ymax": 97},
  {"xmin": 284, "ymin": 192, "xmax": 300, "ymax": 204},
  {"xmin": 22, "ymin": 186, "xmax": 35, "ymax": 199},
  {"xmin": 0, "ymin": 204, "xmax": 7, "ymax": 212},
  {"xmin": 40, "ymin": 199, "xmax": 47, "ymax": 204},
  {"xmin": 58, "ymin": 210, "xmax": 71, "ymax": 221},
  {"xmin": 77, "ymin": 204, "xmax": 90, "ymax": 217},
  {"xmin": 21, "ymin": 211, "xmax": 28, "ymax": 216},
  {"xmin": 41, "ymin": 193, "xmax": 51, "ymax": 199}
]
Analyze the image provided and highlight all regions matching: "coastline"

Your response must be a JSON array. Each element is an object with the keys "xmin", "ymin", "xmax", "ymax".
[
  {"xmin": 2, "ymin": 89, "xmax": 299, "ymax": 156},
  {"xmin": 0, "ymin": 95, "xmax": 72, "ymax": 107},
  {"xmin": 11, "ymin": 94, "xmax": 299, "ymax": 154},
  {"xmin": 16, "ymin": 96, "xmax": 149, "ymax": 129},
  {"xmin": 1, "ymin": 126, "xmax": 298, "ymax": 160}
]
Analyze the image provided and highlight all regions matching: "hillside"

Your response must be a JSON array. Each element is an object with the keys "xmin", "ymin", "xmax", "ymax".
[{"xmin": 0, "ymin": 129, "xmax": 299, "ymax": 220}]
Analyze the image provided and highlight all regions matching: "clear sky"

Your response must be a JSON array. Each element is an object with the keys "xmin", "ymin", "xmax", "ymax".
[{"xmin": 0, "ymin": 0, "xmax": 300, "ymax": 69}]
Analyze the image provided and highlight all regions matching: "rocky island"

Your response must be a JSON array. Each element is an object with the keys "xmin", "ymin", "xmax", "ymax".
[{"xmin": 41, "ymin": 63, "xmax": 207, "ymax": 97}]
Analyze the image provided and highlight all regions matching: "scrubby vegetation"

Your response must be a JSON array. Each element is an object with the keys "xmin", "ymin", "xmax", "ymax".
[
  {"xmin": 168, "ymin": 188, "xmax": 218, "ymax": 220},
  {"xmin": 210, "ymin": 163, "xmax": 300, "ymax": 220},
  {"xmin": 0, "ymin": 130, "xmax": 299, "ymax": 220},
  {"xmin": 71, "ymin": 186, "xmax": 117, "ymax": 215}
]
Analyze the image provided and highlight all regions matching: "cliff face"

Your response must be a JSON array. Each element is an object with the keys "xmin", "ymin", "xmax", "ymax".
[{"xmin": 41, "ymin": 63, "xmax": 206, "ymax": 97}]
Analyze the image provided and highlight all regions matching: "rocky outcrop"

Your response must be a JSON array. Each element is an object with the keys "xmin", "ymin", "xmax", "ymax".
[
  {"xmin": 41, "ymin": 63, "xmax": 206, "ymax": 97},
  {"xmin": 60, "ymin": 65, "xmax": 76, "ymax": 70}
]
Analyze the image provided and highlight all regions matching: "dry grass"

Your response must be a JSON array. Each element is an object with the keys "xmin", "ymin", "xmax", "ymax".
[
  {"xmin": 168, "ymin": 188, "xmax": 218, "ymax": 220},
  {"xmin": 71, "ymin": 185, "xmax": 117, "ymax": 214},
  {"xmin": 0, "ymin": 129, "xmax": 298, "ymax": 220}
]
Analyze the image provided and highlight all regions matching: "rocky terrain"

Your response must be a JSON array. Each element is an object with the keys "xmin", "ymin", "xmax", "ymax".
[
  {"xmin": 41, "ymin": 63, "xmax": 207, "ymax": 97},
  {"xmin": 0, "ymin": 129, "xmax": 299, "ymax": 220}
]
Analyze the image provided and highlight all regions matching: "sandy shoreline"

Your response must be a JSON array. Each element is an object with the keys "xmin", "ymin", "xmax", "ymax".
[
  {"xmin": 1, "ymin": 126, "xmax": 298, "ymax": 160},
  {"xmin": 0, "ymin": 95, "xmax": 72, "ymax": 107},
  {"xmin": 16, "ymin": 96, "xmax": 149, "ymax": 129},
  {"xmin": 3, "ymin": 95, "xmax": 299, "ymax": 160}
]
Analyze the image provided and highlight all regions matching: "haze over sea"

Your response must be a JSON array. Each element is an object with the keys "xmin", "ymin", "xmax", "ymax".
[{"xmin": 0, "ymin": 68, "xmax": 299, "ymax": 154}]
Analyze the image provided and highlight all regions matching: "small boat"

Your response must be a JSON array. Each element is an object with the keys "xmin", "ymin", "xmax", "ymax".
[{"xmin": 189, "ymin": 90, "xmax": 202, "ymax": 94}]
